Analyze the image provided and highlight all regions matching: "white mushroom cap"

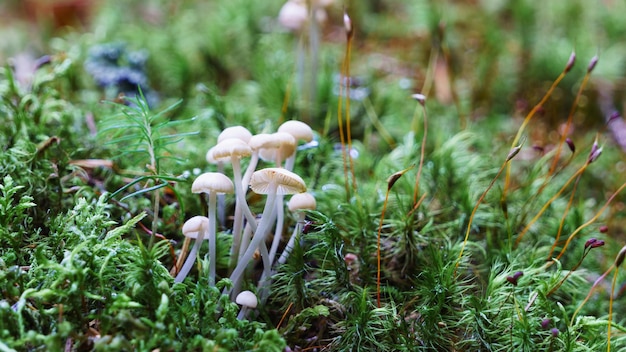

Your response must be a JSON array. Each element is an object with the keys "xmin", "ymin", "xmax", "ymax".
[
  {"xmin": 208, "ymin": 138, "xmax": 252, "ymax": 163},
  {"xmin": 249, "ymin": 133, "xmax": 281, "ymax": 151},
  {"xmin": 191, "ymin": 172, "xmax": 234, "ymax": 194},
  {"xmin": 206, "ymin": 149, "xmax": 218, "ymax": 164},
  {"xmin": 182, "ymin": 216, "xmax": 210, "ymax": 239},
  {"xmin": 288, "ymin": 192, "xmax": 316, "ymax": 212},
  {"xmin": 250, "ymin": 167, "xmax": 306, "ymax": 195},
  {"xmin": 278, "ymin": 0, "xmax": 308, "ymax": 31},
  {"xmin": 278, "ymin": 120, "xmax": 314, "ymax": 143},
  {"xmin": 258, "ymin": 132, "xmax": 296, "ymax": 163},
  {"xmin": 278, "ymin": 0, "xmax": 328, "ymax": 32},
  {"xmin": 235, "ymin": 290, "xmax": 258, "ymax": 308},
  {"xmin": 218, "ymin": 126, "xmax": 253, "ymax": 144}
]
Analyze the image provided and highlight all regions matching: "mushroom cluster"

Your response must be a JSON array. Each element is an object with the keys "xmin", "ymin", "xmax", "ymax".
[{"xmin": 173, "ymin": 121, "xmax": 316, "ymax": 308}]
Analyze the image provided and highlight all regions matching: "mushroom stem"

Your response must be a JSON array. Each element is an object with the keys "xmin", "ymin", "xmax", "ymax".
[
  {"xmin": 277, "ymin": 213, "xmax": 306, "ymax": 265},
  {"xmin": 174, "ymin": 227, "xmax": 206, "ymax": 283},
  {"xmin": 241, "ymin": 151, "xmax": 260, "ymax": 190},
  {"xmin": 230, "ymin": 160, "xmax": 257, "ymax": 268},
  {"xmin": 217, "ymin": 161, "xmax": 226, "ymax": 227},
  {"xmin": 230, "ymin": 190, "xmax": 277, "ymax": 298},
  {"xmin": 238, "ymin": 220, "xmax": 254, "ymax": 262},
  {"xmin": 268, "ymin": 195, "xmax": 285, "ymax": 265},
  {"xmin": 256, "ymin": 237, "xmax": 272, "ymax": 303},
  {"xmin": 231, "ymin": 221, "xmax": 264, "ymax": 298},
  {"xmin": 207, "ymin": 191, "xmax": 217, "ymax": 286},
  {"xmin": 236, "ymin": 306, "xmax": 250, "ymax": 320}
]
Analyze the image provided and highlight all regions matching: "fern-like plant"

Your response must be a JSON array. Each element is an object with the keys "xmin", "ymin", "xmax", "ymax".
[{"xmin": 99, "ymin": 90, "xmax": 196, "ymax": 249}]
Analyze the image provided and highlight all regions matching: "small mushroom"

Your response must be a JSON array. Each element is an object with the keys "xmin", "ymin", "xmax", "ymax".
[
  {"xmin": 173, "ymin": 216, "xmax": 209, "ymax": 282},
  {"xmin": 175, "ymin": 172, "xmax": 234, "ymax": 285},
  {"xmin": 208, "ymin": 139, "xmax": 257, "ymax": 270},
  {"xmin": 268, "ymin": 122, "xmax": 313, "ymax": 264},
  {"xmin": 235, "ymin": 290, "xmax": 258, "ymax": 320},
  {"xmin": 252, "ymin": 132, "xmax": 297, "ymax": 265},
  {"xmin": 241, "ymin": 133, "xmax": 281, "ymax": 190},
  {"xmin": 214, "ymin": 126, "xmax": 252, "ymax": 227},
  {"xmin": 277, "ymin": 120, "xmax": 314, "ymax": 171},
  {"xmin": 257, "ymin": 132, "xmax": 296, "ymax": 168},
  {"xmin": 217, "ymin": 126, "xmax": 253, "ymax": 144},
  {"xmin": 229, "ymin": 168, "xmax": 306, "ymax": 298},
  {"xmin": 278, "ymin": 0, "xmax": 330, "ymax": 32}
]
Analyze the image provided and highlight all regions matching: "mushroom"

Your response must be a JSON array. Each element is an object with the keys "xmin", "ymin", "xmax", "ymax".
[
  {"xmin": 277, "ymin": 192, "xmax": 316, "ymax": 265},
  {"xmin": 267, "ymin": 123, "xmax": 313, "ymax": 263},
  {"xmin": 217, "ymin": 126, "xmax": 253, "ymax": 144},
  {"xmin": 215, "ymin": 126, "xmax": 252, "ymax": 226},
  {"xmin": 229, "ymin": 168, "xmax": 306, "ymax": 298},
  {"xmin": 241, "ymin": 133, "xmax": 281, "ymax": 190},
  {"xmin": 173, "ymin": 216, "xmax": 209, "ymax": 282},
  {"xmin": 277, "ymin": 120, "xmax": 314, "ymax": 171},
  {"xmin": 278, "ymin": 0, "xmax": 330, "ymax": 32},
  {"xmin": 235, "ymin": 290, "xmax": 258, "ymax": 320},
  {"xmin": 208, "ymin": 139, "xmax": 257, "ymax": 269},
  {"xmin": 175, "ymin": 172, "xmax": 234, "ymax": 285},
  {"xmin": 257, "ymin": 132, "xmax": 296, "ymax": 168},
  {"xmin": 251, "ymin": 132, "xmax": 297, "ymax": 265}
]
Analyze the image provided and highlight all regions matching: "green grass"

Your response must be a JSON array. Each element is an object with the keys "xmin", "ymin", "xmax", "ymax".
[{"xmin": 1, "ymin": 0, "xmax": 626, "ymax": 351}]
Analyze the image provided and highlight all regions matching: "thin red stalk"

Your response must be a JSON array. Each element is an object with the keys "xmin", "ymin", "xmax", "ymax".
[
  {"xmin": 571, "ymin": 264, "xmax": 613, "ymax": 325},
  {"xmin": 556, "ymin": 181, "xmax": 626, "ymax": 260},
  {"xmin": 515, "ymin": 164, "xmax": 587, "ymax": 248},
  {"xmin": 377, "ymin": 166, "xmax": 413, "ymax": 307},
  {"xmin": 547, "ymin": 169, "xmax": 584, "ymax": 259},
  {"xmin": 503, "ymin": 53, "xmax": 574, "ymax": 199},
  {"xmin": 456, "ymin": 146, "xmax": 520, "ymax": 274},
  {"xmin": 277, "ymin": 302, "xmax": 293, "ymax": 329},
  {"xmin": 608, "ymin": 267, "xmax": 619, "ymax": 351},
  {"xmin": 549, "ymin": 58, "xmax": 596, "ymax": 176},
  {"xmin": 407, "ymin": 192, "xmax": 428, "ymax": 218},
  {"xmin": 376, "ymin": 189, "xmax": 390, "ymax": 308},
  {"xmin": 546, "ymin": 248, "xmax": 590, "ymax": 297},
  {"xmin": 526, "ymin": 58, "xmax": 596, "ymax": 213}
]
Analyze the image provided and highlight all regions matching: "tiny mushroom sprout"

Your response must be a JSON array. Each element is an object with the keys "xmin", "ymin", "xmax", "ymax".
[
  {"xmin": 277, "ymin": 120, "xmax": 314, "ymax": 171},
  {"xmin": 277, "ymin": 192, "xmax": 316, "ymax": 265},
  {"xmin": 235, "ymin": 290, "xmax": 258, "ymax": 320},
  {"xmin": 229, "ymin": 167, "xmax": 307, "ymax": 298},
  {"xmin": 175, "ymin": 172, "xmax": 234, "ymax": 285},
  {"xmin": 173, "ymin": 216, "xmax": 209, "ymax": 283}
]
